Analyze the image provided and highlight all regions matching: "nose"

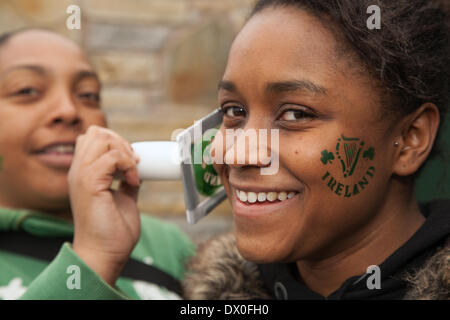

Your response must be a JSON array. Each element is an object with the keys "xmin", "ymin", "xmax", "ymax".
[
  {"xmin": 48, "ymin": 89, "xmax": 81, "ymax": 127},
  {"xmin": 217, "ymin": 127, "xmax": 274, "ymax": 169}
]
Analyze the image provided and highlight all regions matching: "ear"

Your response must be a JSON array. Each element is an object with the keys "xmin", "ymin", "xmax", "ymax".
[{"xmin": 393, "ymin": 103, "xmax": 440, "ymax": 176}]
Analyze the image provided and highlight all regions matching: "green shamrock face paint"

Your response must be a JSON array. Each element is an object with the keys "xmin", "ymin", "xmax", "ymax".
[
  {"xmin": 320, "ymin": 134, "xmax": 376, "ymax": 197},
  {"xmin": 320, "ymin": 150, "xmax": 335, "ymax": 165},
  {"xmin": 191, "ymin": 139, "xmax": 222, "ymax": 197},
  {"xmin": 363, "ymin": 147, "xmax": 375, "ymax": 160}
]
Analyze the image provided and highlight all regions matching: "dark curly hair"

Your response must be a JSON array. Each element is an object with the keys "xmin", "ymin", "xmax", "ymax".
[{"xmin": 251, "ymin": 0, "xmax": 449, "ymax": 150}]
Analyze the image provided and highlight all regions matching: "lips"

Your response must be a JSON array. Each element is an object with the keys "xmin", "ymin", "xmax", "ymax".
[
  {"xmin": 229, "ymin": 182, "xmax": 302, "ymax": 218},
  {"xmin": 32, "ymin": 142, "xmax": 76, "ymax": 169},
  {"xmin": 35, "ymin": 143, "xmax": 75, "ymax": 155},
  {"xmin": 235, "ymin": 189, "xmax": 297, "ymax": 204}
]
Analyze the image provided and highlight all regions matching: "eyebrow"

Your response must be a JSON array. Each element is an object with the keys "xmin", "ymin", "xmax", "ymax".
[
  {"xmin": 218, "ymin": 80, "xmax": 237, "ymax": 92},
  {"xmin": 72, "ymin": 70, "xmax": 100, "ymax": 85},
  {"xmin": 0, "ymin": 65, "xmax": 47, "ymax": 79},
  {"xmin": 218, "ymin": 79, "xmax": 327, "ymax": 95},
  {"xmin": 267, "ymin": 80, "xmax": 327, "ymax": 95},
  {"xmin": 0, "ymin": 66, "xmax": 100, "ymax": 86}
]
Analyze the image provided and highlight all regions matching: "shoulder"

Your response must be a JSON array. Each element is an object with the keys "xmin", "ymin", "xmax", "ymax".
[
  {"xmin": 132, "ymin": 214, "xmax": 195, "ymax": 280},
  {"xmin": 183, "ymin": 233, "xmax": 450, "ymax": 300},
  {"xmin": 139, "ymin": 214, "xmax": 180, "ymax": 233},
  {"xmin": 139, "ymin": 214, "xmax": 193, "ymax": 248},
  {"xmin": 182, "ymin": 232, "xmax": 271, "ymax": 299}
]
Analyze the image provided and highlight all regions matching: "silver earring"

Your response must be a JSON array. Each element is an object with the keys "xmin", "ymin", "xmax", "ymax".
[{"xmin": 394, "ymin": 141, "xmax": 400, "ymax": 147}]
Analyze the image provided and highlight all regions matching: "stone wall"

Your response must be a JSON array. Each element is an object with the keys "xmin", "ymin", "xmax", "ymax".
[{"xmin": 0, "ymin": 0, "xmax": 257, "ymax": 240}]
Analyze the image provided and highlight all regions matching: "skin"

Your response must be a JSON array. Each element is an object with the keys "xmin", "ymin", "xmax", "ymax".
[
  {"xmin": 0, "ymin": 30, "xmax": 141, "ymax": 286},
  {"xmin": 212, "ymin": 7, "xmax": 439, "ymax": 297},
  {"xmin": 0, "ymin": 30, "xmax": 106, "ymax": 217}
]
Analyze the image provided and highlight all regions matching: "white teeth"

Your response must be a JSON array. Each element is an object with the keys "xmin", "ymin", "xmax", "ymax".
[
  {"xmin": 44, "ymin": 144, "xmax": 75, "ymax": 154},
  {"xmin": 238, "ymin": 191, "xmax": 247, "ymax": 202},
  {"xmin": 278, "ymin": 191, "xmax": 287, "ymax": 201},
  {"xmin": 257, "ymin": 192, "xmax": 267, "ymax": 202},
  {"xmin": 267, "ymin": 192, "xmax": 277, "ymax": 202},
  {"xmin": 236, "ymin": 189, "xmax": 297, "ymax": 204},
  {"xmin": 247, "ymin": 192, "xmax": 257, "ymax": 203}
]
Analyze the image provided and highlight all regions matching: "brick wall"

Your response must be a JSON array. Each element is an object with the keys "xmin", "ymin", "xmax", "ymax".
[{"xmin": 0, "ymin": 0, "xmax": 257, "ymax": 240}]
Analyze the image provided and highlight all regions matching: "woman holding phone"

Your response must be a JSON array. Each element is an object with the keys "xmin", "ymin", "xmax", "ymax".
[{"xmin": 0, "ymin": 29, "xmax": 194, "ymax": 300}]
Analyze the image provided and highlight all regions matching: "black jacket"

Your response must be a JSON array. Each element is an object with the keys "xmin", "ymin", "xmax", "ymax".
[{"xmin": 182, "ymin": 200, "xmax": 450, "ymax": 300}]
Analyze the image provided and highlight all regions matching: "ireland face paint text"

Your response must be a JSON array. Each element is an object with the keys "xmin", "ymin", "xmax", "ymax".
[{"xmin": 322, "ymin": 166, "xmax": 375, "ymax": 197}]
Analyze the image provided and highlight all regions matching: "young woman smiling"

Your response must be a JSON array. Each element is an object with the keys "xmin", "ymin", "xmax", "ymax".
[
  {"xmin": 182, "ymin": 0, "xmax": 449, "ymax": 299},
  {"xmin": 0, "ymin": 29, "xmax": 194, "ymax": 300}
]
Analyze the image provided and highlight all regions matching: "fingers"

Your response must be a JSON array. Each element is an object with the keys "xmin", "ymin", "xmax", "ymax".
[
  {"xmin": 69, "ymin": 126, "xmax": 140, "ymax": 191},
  {"xmin": 68, "ymin": 126, "xmax": 141, "ymax": 286},
  {"xmin": 93, "ymin": 149, "xmax": 140, "ymax": 187},
  {"xmin": 74, "ymin": 126, "xmax": 138, "ymax": 168}
]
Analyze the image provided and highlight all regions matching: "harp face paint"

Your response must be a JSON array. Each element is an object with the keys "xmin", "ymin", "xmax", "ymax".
[{"xmin": 320, "ymin": 134, "xmax": 376, "ymax": 197}]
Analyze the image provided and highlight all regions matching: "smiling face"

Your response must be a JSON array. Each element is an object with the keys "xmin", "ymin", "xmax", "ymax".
[
  {"xmin": 213, "ymin": 8, "xmax": 403, "ymax": 263},
  {"xmin": 0, "ymin": 30, "xmax": 106, "ymax": 213}
]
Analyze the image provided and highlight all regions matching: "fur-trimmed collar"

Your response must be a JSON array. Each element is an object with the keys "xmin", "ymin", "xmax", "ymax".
[{"xmin": 182, "ymin": 233, "xmax": 449, "ymax": 300}]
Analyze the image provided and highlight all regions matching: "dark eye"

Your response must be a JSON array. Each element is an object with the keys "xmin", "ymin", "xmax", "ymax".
[
  {"xmin": 79, "ymin": 92, "xmax": 100, "ymax": 102},
  {"xmin": 279, "ymin": 109, "xmax": 315, "ymax": 121},
  {"xmin": 15, "ymin": 87, "xmax": 40, "ymax": 96},
  {"xmin": 222, "ymin": 105, "xmax": 246, "ymax": 119}
]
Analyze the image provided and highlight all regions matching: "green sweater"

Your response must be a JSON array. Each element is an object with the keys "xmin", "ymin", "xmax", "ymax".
[{"xmin": 0, "ymin": 208, "xmax": 195, "ymax": 300}]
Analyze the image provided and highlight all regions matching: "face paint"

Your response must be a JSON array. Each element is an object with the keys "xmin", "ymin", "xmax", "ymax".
[
  {"xmin": 321, "ymin": 135, "xmax": 375, "ymax": 197},
  {"xmin": 320, "ymin": 150, "xmax": 335, "ymax": 165},
  {"xmin": 191, "ymin": 140, "xmax": 222, "ymax": 197},
  {"xmin": 0, "ymin": 155, "xmax": 3, "ymax": 171}
]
